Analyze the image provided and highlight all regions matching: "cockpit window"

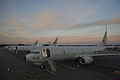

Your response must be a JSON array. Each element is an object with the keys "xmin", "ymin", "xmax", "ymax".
[{"xmin": 31, "ymin": 52, "xmax": 39, "ymax": 54}]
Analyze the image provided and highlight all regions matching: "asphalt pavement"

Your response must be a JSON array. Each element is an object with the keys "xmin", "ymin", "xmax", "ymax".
[{"xmin": 0, "ymin": 48, "xmax": 120, "ymax": 80}]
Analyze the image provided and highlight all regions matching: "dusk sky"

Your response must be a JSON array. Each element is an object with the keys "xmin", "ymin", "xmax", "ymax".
[{"xmin": 0, "ymin": 0, "xmax": 120, "ymax": 44}]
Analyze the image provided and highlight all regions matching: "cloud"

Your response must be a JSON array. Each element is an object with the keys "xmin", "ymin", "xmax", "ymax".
[
  {"xmin": 0, "ymin": 30, "xmax": 10, "ymax": 38},
  {"xmin": 0, "ymin": 17, "xmax": 23, "ymax": 30},
  {"xmin": 30, "ymin": 11, "xmax": 60, "ymax": 30},
  {"xmin": 67, "ymin": 17, "xmax": 120, "ymax": 29},
  {"xmin": 0, "ymin": 17, "xmax": 35, "ymax": 38},
  {"xmin": 0, "ymin": 11, "xmax": 62, "ymax": 41},
  {"xmin": 0, "ymin": 10, "xmax": 61, "ymax": 40},
  {"xmin": 108, "ymin": 35, "xmax": 120, "ymax": 43}
]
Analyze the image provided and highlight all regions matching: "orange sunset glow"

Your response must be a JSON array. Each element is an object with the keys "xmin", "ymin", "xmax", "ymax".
[{"xmin": 0, "ymin": 0, "xmax": 120, "ymax": 45}]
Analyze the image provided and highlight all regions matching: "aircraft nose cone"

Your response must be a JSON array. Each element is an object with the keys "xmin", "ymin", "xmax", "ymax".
[{"xmin": 24, "ymin": 56, "xmax": 26, "ymax": 61}]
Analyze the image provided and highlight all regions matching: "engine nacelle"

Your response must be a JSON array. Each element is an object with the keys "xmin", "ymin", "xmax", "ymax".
[{"xmin": 79, "ymin": 56, "xmax": 94, "ymax": 64}]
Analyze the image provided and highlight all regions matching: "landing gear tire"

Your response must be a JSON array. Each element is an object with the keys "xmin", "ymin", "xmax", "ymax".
[
  {"xmin": 74, "ymin": 58, "xmax": 81, "ymax": 68},
  {"xmin": 40, "ymin": 65, "xmax": 46, "ymax": 69},
  {"xmin": 75, "ymin": 62, "xmax": 81, "ymax": 68},
  {"xmin": 40, "ymin": 65, "xmax": 46, "ymax": 72}
]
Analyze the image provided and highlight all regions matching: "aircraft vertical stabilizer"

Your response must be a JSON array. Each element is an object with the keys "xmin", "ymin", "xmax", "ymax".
[
  {"xmin": 50, "ymin": 38, "xmax": 58, "ymax": 46},
  {"xmin": 34, "ymin": 40, "xmax": 39, "ymax": 46},
  {"xmin": 52, "ymin": 38, "xmax": 58, "ymax": 45},
  {"xmin": 100, "ymin": 21, "xmax": 107, "ymax": 46},
  {"xmin": 102, "ymin": 31, "xmax": 107, "ymax": 46}
]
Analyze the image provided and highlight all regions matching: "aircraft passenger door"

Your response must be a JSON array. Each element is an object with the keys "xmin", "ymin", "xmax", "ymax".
[
  {"xmin": 42, "ymin": 48, "xmax": 50, "ymax": 58},
  {"xmin": 46, "ymin": 49, "xmax": 50, "ymax": 57}
]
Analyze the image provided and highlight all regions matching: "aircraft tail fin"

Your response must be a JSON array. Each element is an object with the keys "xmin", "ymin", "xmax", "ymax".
[
  {"xmin": 52, "ymin": 38, "xmax": 58, "ymax": 45},
  {"xmin": 100, "ymin": 21, "xmax": 107, "ymax": 46},
  {"xmin": 34, "ymin": 40, "xmax": 39, "ymax": 46},
  {"xmin": 101, "ymin": 31, "xmax": 107, "ymax": 46}
]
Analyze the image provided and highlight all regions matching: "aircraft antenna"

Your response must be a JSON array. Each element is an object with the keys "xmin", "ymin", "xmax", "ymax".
[
  {"xmin": 105, "ymin": 20, "xmax": 107, "ymax": 33},
  {"xmin": 105, "ymin": 20, "xmax": 107, "ymax": 45}
]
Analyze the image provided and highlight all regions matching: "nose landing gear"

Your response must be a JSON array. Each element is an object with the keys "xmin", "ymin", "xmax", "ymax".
[{"xmin": 40, "ymin": 65, "xmax": 46, "ymax": 69}]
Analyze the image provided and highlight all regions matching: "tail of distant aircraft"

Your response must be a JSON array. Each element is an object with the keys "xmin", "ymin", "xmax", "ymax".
[
  {"xmin": 102, "ymin": 31, "xmax": 107, "ymax": 46},
  {"xmin": 36, "ymin": 38, "xmax": 58, "ymax": 46},
  {"xmin": 52, "ymin": 38, "xmax": 58, "ymax": 45},
  {"xmin": 100, "ymin": 21, "xmax": 107, "ymax": 46},
  {"xmin": 34, "ymin": 40, "xmax": 39, "ymax": 46}
]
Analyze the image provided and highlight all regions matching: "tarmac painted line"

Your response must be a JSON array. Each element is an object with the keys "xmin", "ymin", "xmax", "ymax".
[
  {"xmin": 8, "ymin": 67, "xmax": 57, "ymax": 76},
  {"xmin": 44, "ymin": 68, "xmax": 56, "ymax": 76},
  {"xmin": 57, "ymin": 64, "xmax": 77, "ymax": 71},
  {"xmin": 24, "ymin": 74, "xmax": 39, "ymax": 80},
  {"xmin": 114, "ymin": 70, "xmax": 120, "ymax": 75}
]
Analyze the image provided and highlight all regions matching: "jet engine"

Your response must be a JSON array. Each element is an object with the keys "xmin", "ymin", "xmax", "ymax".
[{"xmin": 79, "ymin": 56, "xmax": 94, "ymax": 64}]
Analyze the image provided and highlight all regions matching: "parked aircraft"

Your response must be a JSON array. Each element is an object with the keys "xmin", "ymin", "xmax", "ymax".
[
  {"xmin": 39, "ymin": 38, "xmax": 58, "ymax": 46},
  {"xmin": 4, "ymin": 40, "xmax": 39, "ymax": 52},
  {"xmin": 24, "ymin": 26, "xmax": 120, "ymax": 72},
  {"xmin": 5, "ymin": 38, "xmax": 58, "ymax": 52}
]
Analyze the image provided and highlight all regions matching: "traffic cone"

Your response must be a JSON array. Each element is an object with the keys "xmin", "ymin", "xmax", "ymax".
[{"xmin": 8, "ymin": 68, "xmax": 10, "ymax": 72}]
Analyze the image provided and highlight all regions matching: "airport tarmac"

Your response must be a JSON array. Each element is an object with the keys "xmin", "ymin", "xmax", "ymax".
[{"xmin": 0, "ymin": 48, "xmax": 120, "ymax": 80}]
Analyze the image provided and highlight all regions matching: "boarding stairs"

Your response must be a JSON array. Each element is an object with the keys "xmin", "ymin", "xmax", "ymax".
[{"xmin": 46, "ymin": 57, "xmax": 57, "ymax": 72}]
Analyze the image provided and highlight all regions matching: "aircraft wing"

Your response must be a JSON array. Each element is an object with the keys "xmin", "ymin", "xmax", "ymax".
[{"xmin": 79, "ymin": 53, "xmax": 120, "ymax": 57}]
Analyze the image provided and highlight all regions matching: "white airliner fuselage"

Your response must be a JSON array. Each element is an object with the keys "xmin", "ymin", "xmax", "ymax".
[
  {"xmin": 9, "ymin": 45, "xmax": 38, "ymax": 51},
  {"xmin": 26, "ymin": 46, "xmax": 106, "ymax": 63}
]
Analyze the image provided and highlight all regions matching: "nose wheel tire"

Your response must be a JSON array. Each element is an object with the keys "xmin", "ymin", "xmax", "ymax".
[{"xmin": 40, "ymin": 65, "xmax": 46, "ymax": 69}]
